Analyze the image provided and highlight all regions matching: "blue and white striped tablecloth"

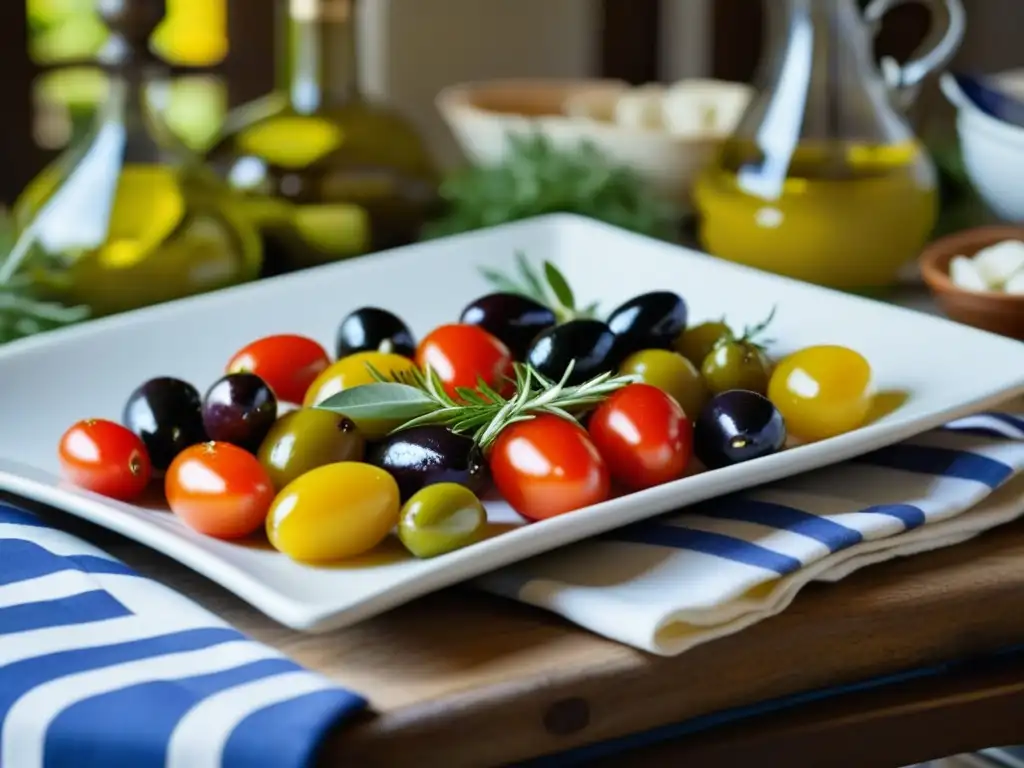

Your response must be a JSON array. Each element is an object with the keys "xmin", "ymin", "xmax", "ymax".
[
  {"xmin": 0, "ymin": 504, "xmax": 365, "ymax": 768},
  {"xmin": 477, "ymin": 412, "xmax": 1024, "ymax": 656}
]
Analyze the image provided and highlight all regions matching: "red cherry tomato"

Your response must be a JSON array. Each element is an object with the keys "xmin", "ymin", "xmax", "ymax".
[
  {"xmin": 416, "ymin": 324, "xmax": 514, "ymax": 399},
  {"xmin": 588, "ymin": 383, "xmax": 693, "ymax": 491},
  {"xmin": 165, "ymin": 442, "xmax": 275, "ymax": 540},
  {"xmin": 227, "ymin": 334, "xmax": 330, "ymax": 404},
  {"xmin": 58, "ymin": 419, "xmax": 152, "ymax": 501},
  {"xmin": 489, "ymin": 414, "xmax": 610, "ymax": 521}
]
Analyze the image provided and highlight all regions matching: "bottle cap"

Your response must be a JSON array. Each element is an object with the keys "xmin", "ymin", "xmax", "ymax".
[{"xmin": 290, "ymin": 0, "xmax": 352, "ymax": 22}]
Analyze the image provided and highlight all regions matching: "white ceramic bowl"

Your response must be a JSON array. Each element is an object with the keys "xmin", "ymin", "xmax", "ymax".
[
  {"xmin": 435, "ymin": 78, "xmax": 754, "ymax": 210},
  {"xmin": 945, "ymin": 69, "xmax": 1024, "ymax": 222}
]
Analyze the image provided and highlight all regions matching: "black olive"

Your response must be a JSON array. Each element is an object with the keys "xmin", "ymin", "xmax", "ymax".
[
  {"xmin": 459, "ymin": 293, "xmax": 557, "ymax": 360},
  {"xmin": 336, "ymin": 307, "xmax": 416, "ymax": 359},
  {"xmin": 607, "ymin": 291, "xmax": 688, "ymax": 355},
  {"xmin": 122, "ymin": 377, "xmax": 206, "ymax": 471},
  {"xmin": 202, "ymin": 373, "xmax": 278, "ymax": 453},
  {"xmin": 526, "ymin": 319, "xmax": 620, "ymax": 386},
  {"xmin": 694, "ymin": 390, "xmax": 786, "ymax": 469},
  {"xmin": 367, "ymin": 426, "xmax": 488, "ymax": 501}
]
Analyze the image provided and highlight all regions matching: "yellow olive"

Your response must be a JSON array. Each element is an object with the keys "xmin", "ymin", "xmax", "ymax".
[
  {"xmin": 266, "ymin": 462, "xmax": 400, "ymax": 563},
  {"xmin": 674, "ymin": 321, "xmax": 730, "ymax": 367},
  {"xmin": 619, "ymin": 349, "xmax": 709, "ymax": 420},
  {"xmin": 398, "ymin": 483, "xmax": 486, "ymax": 559},
  {"xmin": 302, "ymin": 351, "xmax": 418, "ymax": 437},
  {"xmin": 257, "ymin": 408, "xmax": 365, "ymax": 491}
]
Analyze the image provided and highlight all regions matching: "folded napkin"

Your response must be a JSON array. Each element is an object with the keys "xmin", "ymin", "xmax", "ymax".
[
  {"xmin": 476, "ymin": 412, "xmax": 1024, "ymax": 657},
  {"xmin": 0, "ymin": 505, "xmax": 365, "ymax": 768}
]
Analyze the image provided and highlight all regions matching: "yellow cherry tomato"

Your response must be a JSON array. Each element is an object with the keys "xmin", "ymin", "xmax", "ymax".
[
  {"xmin": 768, "ymin": 345, "xmax": 874, "ymax": 441},
  {"xmin": 618, "ymin": 349, "xmax": 709, "ymax": 420},
  {"xmin": 266, "ymin": 462, "xmax": 400, "ymax": 563},
  {"xmin": 302, "ymin": 351, "xmax": 418, "ymax": 435}
]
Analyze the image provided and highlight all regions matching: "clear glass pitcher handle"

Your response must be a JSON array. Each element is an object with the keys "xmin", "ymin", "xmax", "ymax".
[{"xmin": 864, "ymin": 0, "xmax": 966, "ymax": 105}]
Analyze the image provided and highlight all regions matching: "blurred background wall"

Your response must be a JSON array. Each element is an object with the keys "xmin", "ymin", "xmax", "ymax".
[{"xmin": 0, "ymin": 0, "xmax": 1020, "ymax": 205}]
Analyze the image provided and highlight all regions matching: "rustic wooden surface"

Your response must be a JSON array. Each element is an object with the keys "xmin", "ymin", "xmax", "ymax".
[
  {"xmin": 602, "ymin": 653, "xmax": 1024, "ymax": 767},
  {"xmin": 34, "ymin": 391, "xmax": 1024, "ymax": 767}
]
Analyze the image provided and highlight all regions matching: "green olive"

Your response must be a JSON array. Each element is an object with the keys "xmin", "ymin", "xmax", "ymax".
[
  {"xmin": 674, "ymin": 321, "xmax": 730, "ymax": 366},
  {"xmin": 257, "ymin": 408, "xmax": 365, "ymax": 490},
  {"xmin": 398, "ymin": 482, "xmax": 486, "ymax": 559},
  {"xmin": 618, "ymin": 349, "xmax": 709, "ymax": 420},
  {"xmin": 700, "ymin": 340, "xmax": 773, "ymax": 396}
]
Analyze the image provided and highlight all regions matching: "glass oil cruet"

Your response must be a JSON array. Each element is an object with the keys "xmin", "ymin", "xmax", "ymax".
[
  {"xmin": 205, "ymin": 0, "xmax": 440, "ymax": 277},
  {"xmin": 9, "ymin": 0, "xmax": 261, "ymax": 318},
  {"xmin": 695, "ymin": 0, "xmax": 966, "ymax": 292}
]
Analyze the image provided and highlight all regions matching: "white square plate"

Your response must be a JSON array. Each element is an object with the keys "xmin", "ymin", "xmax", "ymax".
[{"xmin": 2, "ymin": 214, "xmax": 1022, "ymax": 632}]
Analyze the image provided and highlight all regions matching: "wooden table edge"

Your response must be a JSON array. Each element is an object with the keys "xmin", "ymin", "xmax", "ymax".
[{"xmin": 577, "ymin": 652, "xmax": 1024, "ymax": 767}]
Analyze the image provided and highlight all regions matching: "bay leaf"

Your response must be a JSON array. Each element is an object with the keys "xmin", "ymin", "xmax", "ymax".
[{"xmin": 315, "ymin": 383, "xmax": 439, "ymax": 439}]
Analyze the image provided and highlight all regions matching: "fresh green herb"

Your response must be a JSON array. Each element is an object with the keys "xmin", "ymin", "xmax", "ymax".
[
  {"xmin": 423, "ymin": 133, "xmax": 678, "ymax": 241},
  {"xmin": 480, "ymin": 251, "xmax": 598, "ymax": 323},
  {"xmin": 313, "ymin": 382, "xmax": 438, "ymax": 423},
  {"xmin": 315, "ymin": 361, "xmax": 638, "ymax": 450},
  {"xmin": 544, "ymin": 261, "xmax": 575, "ymax": 311},
  {"xmin": 0, "ymin": 210, "xmax": 90, "ymax": 345},
  {"xmin": 713, "ymin": 306, "xmax": 778, "ymax": 353}
]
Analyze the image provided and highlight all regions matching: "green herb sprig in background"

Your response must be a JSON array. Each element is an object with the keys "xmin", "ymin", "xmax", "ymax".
[
  {"xmin": 424, "ymin": 133, "xmax": 679, "ymax": 241},
  {"xmin": 0, "ymin": 210, "xmax": 89, "ymax": 346}
]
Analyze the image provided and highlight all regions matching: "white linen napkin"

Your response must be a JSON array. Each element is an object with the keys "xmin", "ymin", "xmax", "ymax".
[{"xmin": 475, "ymin": 412, "xmax": 1024, "ymax": 657}]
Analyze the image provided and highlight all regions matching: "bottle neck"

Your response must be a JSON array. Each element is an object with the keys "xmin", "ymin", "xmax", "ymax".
[
  {"xmin": 748, "ymin": 0, "xmax": 906, "ymax": 133},
  {"xmin": 279, "ymin": 0, "xmax": 361, "ymax": 114},
  {"xmin": 94, "ymin": 65, "xmax": 168, "ymax": 165},
  {"xmin": 759, "ymin": 0, "xmax": 877, "ymax": 81}
]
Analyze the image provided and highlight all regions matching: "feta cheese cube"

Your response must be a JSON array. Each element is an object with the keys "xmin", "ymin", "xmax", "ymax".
[
  {"xmin": 614, "ymin": 86, "xmax": 667, "ymax": 131},
  {"xmin": 949, "ymin": 255, "xmax": 990, "ymax": 292},
  {"xmin": 1004, "ymin": 270, "xmax": 1024, "ymax": 296},
  {"xmin": 972, "ymin": 240, "xmax": 1024, "ymax": 288}
]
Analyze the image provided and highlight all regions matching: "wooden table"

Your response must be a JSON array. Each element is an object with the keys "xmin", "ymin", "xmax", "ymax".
[{"xmin": 27, "ymin": 387, "xmax": 1024, "ymax": 768}]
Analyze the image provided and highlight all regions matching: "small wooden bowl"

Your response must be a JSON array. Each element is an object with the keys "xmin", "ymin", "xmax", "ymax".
[{"xmin": 919, "ymin": 225, "xmax": 1024, "ymax": 340}]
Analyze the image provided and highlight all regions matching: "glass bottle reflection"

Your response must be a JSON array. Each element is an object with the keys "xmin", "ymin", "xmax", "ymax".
[
  {"xmin": 12, "ymin": 0, "xmax": 261, "ymax": 317},
  {"xmin": 695, "ymin": 0, "xmax": 964, "ymax": 291}
]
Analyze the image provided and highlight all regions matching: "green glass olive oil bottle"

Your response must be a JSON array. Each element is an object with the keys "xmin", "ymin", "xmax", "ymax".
[{"xmin": 205, "ymin": 0, "xmax": 441, "ymax": 276}]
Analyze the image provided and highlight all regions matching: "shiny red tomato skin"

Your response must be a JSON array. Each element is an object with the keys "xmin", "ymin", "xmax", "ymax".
[
  {"xmin": 165, "ymin": 441, "xmax": 275, "ymax": 540},
  {"xmin": 416, "ymin": 324, "xmax": 514, "ymax": 398},
  {"xmin": 227, "ymin": 334, "xmax": 330, "ymax": 404},
  {"xmin": 588, "ymin": 383, "xmax": 693, "ymax": 491},
  {"xmin": 489, "ymin": 414, "xmax": 610, "ymax": 521},
  {"xmin": 58, "ymin": 419, "xmax": 152, "ymax": 501}
]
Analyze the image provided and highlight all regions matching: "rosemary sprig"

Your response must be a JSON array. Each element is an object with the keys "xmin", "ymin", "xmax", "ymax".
[
  {"xmin": 479, "ymin": 250, "xmax": 599, "ymax": 323},
  {"xmin": 0, "ymin": 287, "xmax": 90, "ymax": 342},
  {"xmin": 318, "ymin": 360, "xmax": 638, "ymax": 451},
  {"xmin": 0, "ymin": 210, "xmax": 90, "ymax": 345}
]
